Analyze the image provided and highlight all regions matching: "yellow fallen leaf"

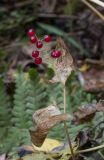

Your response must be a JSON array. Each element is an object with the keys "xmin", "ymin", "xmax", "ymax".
[
  {"xmin": 79, "ymin": 64, "xmax": 90, "ymax": 72},
  {"xmin": 21, "ymin": 152, "xmax": 54, "ymax": 160},
  {"xmin": 32, "ymin": 138, "xmax": 62, "ymax": 152}
]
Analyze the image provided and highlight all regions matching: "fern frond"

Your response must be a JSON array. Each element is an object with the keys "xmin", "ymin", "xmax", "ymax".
[
  {"xmin": 0, "ymin": 78, "xmax": 12, "ymax": 153},
  {"xmin": 11, "ymin": 70, "xmax": 48, "ymax": 150},
  {"xmin": 0, "ymin": 79, "xmax": 12, "ymax": 128}
]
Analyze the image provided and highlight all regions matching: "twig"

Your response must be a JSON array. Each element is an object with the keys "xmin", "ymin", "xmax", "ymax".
[
  {"xmin": 63, "ymin": 86, "xmax": 75, "ymax": 160},
  {"xmin": 81, "ymin": 0, "xmax": 104, "ymax": 21},
  {"xmin": 89, "ymin": 0, "xmax": 104, "ymax": 7},
  {"xmin": 85, "ymin": 58, "xmax": 104, "ymax": 66},
  {"xmin": 77, "ymin": 144, "xmax": 104, "ymax": 154}
]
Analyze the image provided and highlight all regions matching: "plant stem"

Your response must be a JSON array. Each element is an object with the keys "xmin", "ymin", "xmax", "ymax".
[
  {"xmin": 89, "ymin": 0, "xmax": 104, "ymax": 7},
  {"xmin": 63, "ymin": 86, "xmax": 66, "ymax": 114},
  {"xmin": 63, "ymin": 85, "xmax": 75, "ymax": 160},
  {"xmin": 77, "ymin": 144, "xmax": 104, "ymax": 154},
  {"xmin": 81, "ymin": 0, "xmax": 104, "ymax": 21}
]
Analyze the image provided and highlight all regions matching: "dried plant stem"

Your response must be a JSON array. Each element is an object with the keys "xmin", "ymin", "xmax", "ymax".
[
  {"xmin": 63, "ymin": 86, "xmax": 74, "ymax": 160},
  {"xmin": 77, "ymin": 144, "xmax": 104, "ymax": 154},
  {"xmin": 89, "ymin": 0, "xmax": 104, "ymax": 7},
  {"xmin": 63, "ymin": 86, "xmax": 66, "ymax": 113},
  {"xmin": 81, "ymin": 0, "xmax": 104, "ymax": 21}
]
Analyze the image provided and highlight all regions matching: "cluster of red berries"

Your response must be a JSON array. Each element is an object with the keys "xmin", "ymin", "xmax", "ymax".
[{"xmin": 28, "ymin": 28, "xmax": 61, "ymax": 65}]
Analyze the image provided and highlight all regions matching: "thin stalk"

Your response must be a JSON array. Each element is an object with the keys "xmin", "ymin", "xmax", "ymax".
[
  {"xmin": 63, "ymin": 86, "xmax": 66, "ymax": 113},
  {"xmin": 63, "ymin": 86, "xmax": 74, "ymax": 160},
  {"xmin": 77, "ymin": 144, "xmax": 104, "ymax": 154},
  {"xmin": 89, "ymin": 0, "xmax": 104, "ymax": 7},
  {"xmin": 81, "ymin": 0, "xmax": 104, "ymax": 21}
]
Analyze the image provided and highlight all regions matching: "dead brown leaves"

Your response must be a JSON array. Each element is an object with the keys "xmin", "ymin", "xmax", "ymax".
[
  {"xmin": 50, "ymin": 37, "xmax": 74, "ymax": 84},
  {"xmin": 73, "ymin": 103, "xmax": 104, "ymax": 124},
  {"xmin": 81, "ymin": 66, "xmax": 104, "ymax": 92},
  {"xmin": 30, "ymin": 105, "xmax": 71, "ymax": 147}
]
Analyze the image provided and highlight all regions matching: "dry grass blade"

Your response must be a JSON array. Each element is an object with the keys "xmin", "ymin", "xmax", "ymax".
[
  {"xmin": 89, "ymin": 0, "xmax": 104, "ymax": 7},
  {"xmin": 81, "ymin": 0, "xmax": 104, "ymax": 21}
]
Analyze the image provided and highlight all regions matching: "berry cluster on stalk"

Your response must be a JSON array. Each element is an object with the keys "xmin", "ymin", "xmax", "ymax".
[{"xmin": 27, "ymin": 28, "xmax": 62, "ymax": 65}]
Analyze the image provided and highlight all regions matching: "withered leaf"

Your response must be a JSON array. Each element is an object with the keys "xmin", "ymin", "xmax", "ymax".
[
  {"xmin": 50, "ymin": 37, "xmax": 74, "ymax": 84},
  {"xmin": 75, "ymin": 131, "xmax": 90, "ymax": 148},
  {"xmin": 73, "ymin": 103, "xmax": 104, "ymax": 124},
  {"xmin": 30, "ymin": 105, "xmax": 71, "ymax": 147},
  {"xmin": 83, "ymin": 67, "xmax": 104, "ymax": 92}
]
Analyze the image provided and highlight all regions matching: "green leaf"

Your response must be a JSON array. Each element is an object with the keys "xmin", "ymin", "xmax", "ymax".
[
  {"xmin": 67, "ymin": 37, "xmax": 83, "ymax": 51},
  {"xmin": 38, "ymin": 23, "xmax": 65, "ymax": 36},
  {"xmin": 47, "ymin": 68, "xmax": 54, "ymax": 80},
  {"xmin": 28, "ymin": 68, "xmax": 39, "ymax": 80},
  {"xmin": 38, "ymin": 23, "xmax": 83, "ymax": 50}
]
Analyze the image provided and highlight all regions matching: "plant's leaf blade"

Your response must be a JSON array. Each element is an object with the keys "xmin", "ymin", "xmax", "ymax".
[
  {"xmin": 38, "ymin": 23, "xmax": 83, "ymax": 50},
  {"xmin": 38, "ymin": 23, "xmax": 65, "ymax": 36},
  {"xmin": 33, "ymin": 138, "xmax": 61, "ymax": 152},
  {"xmin": 30, "ymin": 105, "xmax": 70, "ymax": 147},
  {"xmin": 67, "ymin": 37, "xmax": 83, "ymax": 50},
  {"xmin": 50, "ymin": 37, "xmax": 74, "ymax": 84},
  {"xmin": 21, "ymin": 152, "xmax": 52, "ymax": 160}
]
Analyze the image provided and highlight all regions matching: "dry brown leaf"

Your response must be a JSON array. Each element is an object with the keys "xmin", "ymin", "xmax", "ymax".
[
  {"xmin": 82, "ymin": 67, "xmax": 104, "ymax": 92},
  {"xmin": 73, "ymin": 103, "xmax": 104, "ymax": 124},
  {"xmin": 30, "ymin": 105, "xmax": 71, "ymax": 147},
  {"xmin": 50, "ymin": 37, "xmax": 74, "ymax": 84}
]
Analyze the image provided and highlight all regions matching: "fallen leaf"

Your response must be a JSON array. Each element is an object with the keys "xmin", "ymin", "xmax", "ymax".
[
  {"xmin": 75, "ymin": 131, "xmax": 89, "ymax": 148},
  {"xmin": 73, "ymin": 103, "xmax": 104, "ymax": 124},
  {"xmin": 32, "ymin": 138, "xmax": 61, "ymax": 152},
  {"xmin": 20, "ymin": 143, "xmax": 78, "ymax": 160},
  {"xmin": 21, "ymin": 152, "xmax": 54, "ymax": 160},
  {"xmin": 17, "ymin": 139, "xmax": 61, "ymax": 158},
  {"xmin": 75, "ymin": 131, "xmax": 96, "ymax": 152},
  {"xmin": 50, "ymin": 37, "xmax": 74, "ymax": 84},
  {"xmin": 30, "ymin": 105, "xmax": 71, "ymax": 147},
  {"xmin": 52, "ymin": 141, "xmax": 78, "ymax": 153},
  {"xmin": 83, "ymin": 67, "xmax": 104, "ymax": 92},
  {"xmin": 79, "ymin": 64, "xmax": 90, "ymax": 72}
]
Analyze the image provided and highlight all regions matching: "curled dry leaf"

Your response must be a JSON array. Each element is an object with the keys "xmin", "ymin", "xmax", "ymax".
[
  {"xmin": 30, "ymin": 105, "xmax": 71, "ymax": 147},
  {"xmin": 50, "ymin": 37, "xmax": 74, "ymax": 84},
  {"xmin": 73, "ymin": 102, "xmax": 104, "ymax": 124}
]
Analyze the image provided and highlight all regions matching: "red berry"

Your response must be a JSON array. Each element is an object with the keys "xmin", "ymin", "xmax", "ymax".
[
  {"xmin": 30, "ymin": 36, "xmax": 37, "ymax": 43},
  {"xmin": 32, "ymin": 50, "xmax": 39, "ymax": 58},
  {"xmin": 44, "ymin": 35, "xmax": 51, "ymax": 42},
  {"xmin": 51, "ymin": 50, "xmax": 61, "ymax": 58},
  {"xmin": 34, "ymin": 57, "xmax": 42, "ymax": 65},
  {"xmin": 36, "ymin": 40, "xmax": 43, "ymax": 48},
  {"xmin": 28, "ymin": 29, "xmax": 35, "ymax": 37}
]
